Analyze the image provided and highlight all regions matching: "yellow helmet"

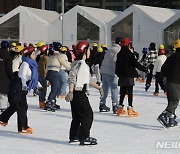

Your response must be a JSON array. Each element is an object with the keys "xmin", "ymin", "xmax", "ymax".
[
  {"xmin": 15, "ymin": 46, "xmax": 23, "ymax": 53},
  {"xmin": 174, "ymin": 39, "xmax": 180, "ymax": 49},
  {"xmin": 33, "ymin": 44, "xmax": 37, "ymax": 48},
  {"xmin": 97, "ymin": 47, "xmax": 103, "ymax": 52},
  {"xmin": 101, "ymin": 44, "xmax": 107, "ymax": 48},
  {"xmin": 11, "ymin": 42, "xmax": 17, "ymax": 47},
  {"xmin": 159, "ymin": 44, "xmax": 164, "ymax": 50},
  {"xmin": 37, "ymin": 41, "xmax": 45, "ymax": 48},
  {"xmin": 93, "ymin": 43, "xmax": 98, "ymax": 47},
  {"xmin": 60, "ymin": 46, "xmax": 67, "ymax": 52}
]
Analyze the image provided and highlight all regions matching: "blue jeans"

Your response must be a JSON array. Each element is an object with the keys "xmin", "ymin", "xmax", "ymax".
[
  {"xmin": 38, "ymin": 76, "xmax": 47, "ymax": 102},
  {"xmin": 57, "ymin": 70, "xmax": 67, "ymax": 96},
  {"xmin": 100, "ymin": 73, "xmax": 118, "ymax": 106},
  {"xmin": 47, "ymin": 70, "xmax": 59, "ymax": 102}
]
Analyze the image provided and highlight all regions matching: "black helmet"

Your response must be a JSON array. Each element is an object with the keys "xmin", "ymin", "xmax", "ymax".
[
  {"xmin": 1, "ymin": 41, "xmax": 9, "ymax": 49},
  {"xmin": 54, "ymin": 42, "xmax": 62, "ymax": 51}
]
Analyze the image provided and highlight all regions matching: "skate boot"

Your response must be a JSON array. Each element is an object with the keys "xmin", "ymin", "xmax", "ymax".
[
  {"xmin": 19, "ymin": 127, "xmax": 32, "ymax": 134},
  {"xmin": 44, "ymin": 101, "xmax": 52, "ymax": 111},
  {"xmin": 55, "ymin": 104, "xmax": 60, "ymax": 110},
  {"xmin": 0, "ymin": 120, "xmax": 8, "ymax": 126},
  {"xmin": 153, "ymin": 92, "xmax": 159, "ymax": 96},
  {"xmin": 145, "ymin": 84, "xmax": 150, "ymax": 91},
  {"xmin": 127, "ymin": 106, "xmax": 138, "ymax": 117},
  {"xmin": 39, "ymin": 101, "xmax": 45, "ymax": 108},
  {"xmin": 112, "ymin": 104, "xmax": 118, "ymax": 114},
  {"xmin": 79, "ymin": 137, "xmax": 97, "ymax": 145},
  {"xmin": 117, "ymin": 105, "xmax": 126, "ymax": 116},
  {"xmin": 51, "ymin": 101, "xmax": 57, "ymax": 112},
  {"xmin": 99, "ymin": 104, "xmax": 110, "ymax": 112},
  {"xmin": 169, "ymin": 117, "xmax": 178, "ymax": 128},
  {"xmin": 157, "ymin": 110, "xmax": 169, "ymax": 128}
]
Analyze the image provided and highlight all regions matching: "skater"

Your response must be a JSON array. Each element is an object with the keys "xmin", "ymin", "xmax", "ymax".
[
  {"xmin": 45, "ymin": 42, "xmax": 70, "ymax": 112},
  {"xmin": 99, "ymin": 37, "xmax": 122, "ymax": 114},
  {"xmin": 0, "ymin": 46, "xmax": 39, "ymax": 134},
  {"xmin": 0, "ymin": 41, "xmax": 13, "ymax": 112},
  {"xmin": 152, "ymin": 44, "xmax": 167, "ymax": 96},
  {"xmin": 36, "ymin": 45, "xmax": 49, "ymax": 108},
  {"xmin": 145, "ymin": 42, "xmax": 158, "ymax": 91},
  {"xmin": 115, "ymin": 38, "xmax": 148, "ymax": 117},
  {"xmin": 157, "ymin": 39, "xmax": 180, "ymax": 128},
  {"xmin": 65, "ymin": 41, "xmax": 99, "ymax": 145}
]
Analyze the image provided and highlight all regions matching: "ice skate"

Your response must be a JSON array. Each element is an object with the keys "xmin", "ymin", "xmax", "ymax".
[
  {"xmin": 44, "ymin": 101, "xmax": 52, "ymax": 111},
  {"xmin": 117, "ymin": 106, "xmax": 126, "ymax": 116},
  {"xmin": 127, "ymin": 106, "xmax": 138, "ymax": 117},
  {"xmin": 51, "ymin": 103, "xmax": 56, "ymax": 112},
  {"xmin": 39, "ymin": 101, "xmax": 45, "ymax": 108},
  {"xmin": 145, "ymin": 84, "xmax": 150, "ymax": 91},
  {"xmin": 99, "ymin": 104, "xmax": 110, "ymax": 112},
  {"xmin": 112, "ymin": 105, "xmax": 118, "ymax": 114},
  {"xmin": 19, "ymin": 127, "xmax": 32, "ymax": 134},
  {"xmin": 153, "ymin": 92, "xmax": 159, "ymax": 96},
  {"xmin": 79, "ymin": 137, "xmax": 97, "ymax": 145}
]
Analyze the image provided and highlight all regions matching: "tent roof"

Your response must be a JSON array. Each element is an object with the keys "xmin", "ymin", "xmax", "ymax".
[
  {"xmin": 65, "ymin": 5, "xmax": 121, "ymax": 26},
  {"xmin": 0, "ymin": 5, "xmax": 60, "ymax": 24},
  {"xmin": 110, "ymin": 4, "xmax": 180, "ymax": 27}
]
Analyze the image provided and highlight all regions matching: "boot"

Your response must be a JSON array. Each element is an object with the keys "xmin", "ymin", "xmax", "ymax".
[
  {"xmin": 127, "ymin": 106, "xmax": 138, "ymax": 117},
  {"xmin": 39, "ymin": 101, "xmax": 45, "ymax": 108},
  {"xmin": 79, "ymin": 137, "xmax": 97, "ymax": 145},
  {"xmin": 117, "ymin": 106, "xmax": 126, "ymax": 116},
  {"xmin": 157, "ymin": 110, "xmax": 169, "ymax": 128},
  {"xmin": 99, "ymin": 104, "xmax": 110, "ymax": 112},
  {"xmin": 153, "ymin": 92, "xmax": 159, "ymax": 96},
  {"xmin": 19, "ymin": 127, "xmax": 32, "ymax": 134},
  {"xmin": 44, "ymin": 101, "xmax": 52, "ymax": 111},
  {"xmin": 112, "ymin": 105, "xmax": 118, "ymax": 114}
]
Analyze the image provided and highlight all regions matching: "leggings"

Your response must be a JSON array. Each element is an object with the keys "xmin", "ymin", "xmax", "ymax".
[{"xmin": 119, "ymin": 86, "xmax": 133, "ymax": 107}]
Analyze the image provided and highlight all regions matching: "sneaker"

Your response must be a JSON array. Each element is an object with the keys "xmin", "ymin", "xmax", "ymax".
[
  {"xmin": 99, "ymin": 104, "xmax": 110, "ymax": 112},
  {"xmin": 79, "ymin": 137, "xmax": 97, "ymax": 145},
  {"xmin": 153, "ymin": 92, "xmax": 159, "ymax": 96},
  {"xmin": 127, "ymin": 106, "xmax": 138, "ymax": 117},
  {"xmin": 112, "ymin": 105, "xmax": 118, "ymax": 114},
  {"xmin": 117, "ymin": 106, "xmax": 126, "ymax": 116}
]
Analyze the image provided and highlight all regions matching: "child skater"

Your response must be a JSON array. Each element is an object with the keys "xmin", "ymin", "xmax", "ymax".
[{"xmin": 65, "ymin": 41, "xmax": 100, "ymax": 145}]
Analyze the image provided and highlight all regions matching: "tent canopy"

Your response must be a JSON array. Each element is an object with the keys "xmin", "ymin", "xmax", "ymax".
[
  {"xmin": 0, "ymin": 5, "xmax": 61, "ymax": 44},
  {"xmin": 109, "ymin": 4, "xmax": 180, "ymax": 52}
]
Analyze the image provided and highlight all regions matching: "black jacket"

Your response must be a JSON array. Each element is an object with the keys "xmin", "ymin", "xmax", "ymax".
[
  {"xmin": 161, "ymin": 49, "xmax": 180, "ymax": 84},
  {"xmin": 0, "ymin": 48, "xmax": 13, "ymax": 94},
  {"xmin": 115, "ymin": 46, "xmax": 147, "ymax": 78}
]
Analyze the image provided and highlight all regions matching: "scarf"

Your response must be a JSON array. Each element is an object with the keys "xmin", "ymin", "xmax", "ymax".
[
  {"xmin": 22, "ymin": 56, "xmax": 38, "ymax": 91},
  {"xmin": 75, "ymin": 60, "xmax": 90, "ymax": 89}
]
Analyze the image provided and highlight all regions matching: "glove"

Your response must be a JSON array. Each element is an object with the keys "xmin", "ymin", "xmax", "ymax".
[
  {"xmin": 65, "ymin": 91, "xmax": 73, "ymax": 102},
  {"xmin": 22, "ymin": 86, "xmax": 28, "ymax": 95}
]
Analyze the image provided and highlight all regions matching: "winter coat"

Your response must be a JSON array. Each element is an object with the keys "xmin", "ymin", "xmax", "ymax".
[
  {"xmin": 0, "ymin": 48, "xmax": 13, "ymax": 94},
  {"xmin": 101, "ymin": 44, "xmax": 121, "ymax": 76},
  {"xmin": 152, "ymin": 55, "xmax": 167, "ymax": 75},
  {"xmin": 161, "ymin": 49, "xmax": 180, "ymax": 84},
  {"xmin": 46, "ymin": 51, "xmax": 71, "ymax": 72},
  {"xmin": 115, "ymin": 46, "xmax": 147, "ymax": 78},
  {"xmin": 37, "ymin": 55, "xmax": 48, "ymax": 78}
]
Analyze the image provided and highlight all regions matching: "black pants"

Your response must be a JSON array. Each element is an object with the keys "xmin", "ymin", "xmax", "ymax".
[
  {"xmin": 38, "ymin": 76, "xmax": 47, "ymax": 102},
  {"xmin": 146, "ymin": 64, "xmax": 154, "ymax": 86},
  {"xmin": 119, "ymin": 86, "xmax": 133, "ymax": 107},
  {"xmin": 69, "ymin": 91, "xmax": 93, "ymax": 141},
  {"xmin": 155, "ymin": 72, "xmax": 166, "ymax": 93},
  {"xmin": 0, "ymin": 75, "xmax": 28, "ymax": 132},
  {"xmin": 165, "ymin": 83, "xmax": 180, "ymax": 115}
]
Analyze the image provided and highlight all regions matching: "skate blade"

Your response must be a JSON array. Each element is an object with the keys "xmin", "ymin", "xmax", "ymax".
[
  {"xmin": 157, "ymin": 118, "xmax": 169, "ymax": 129},
  {"xmin": 79, "ymin": 142, "xmax": 97, "ymax": 146}
]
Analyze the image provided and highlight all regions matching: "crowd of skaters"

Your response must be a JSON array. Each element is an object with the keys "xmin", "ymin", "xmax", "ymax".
[{"xmin": 0, "ymin": 37, "xmax": 179, "ymax": 145}]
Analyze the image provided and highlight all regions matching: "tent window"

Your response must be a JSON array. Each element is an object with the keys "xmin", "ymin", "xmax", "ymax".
[
  {"xmin": 0, "ymin": 14, "xmax": 19, "ymax": 41},
  {"xmin": 164, "ymin": 19, "xmax": 180, "ymax": 51},
  {"xmin": 77, "ymin": 13, "xmax": 99, "ymax": 43},
  {"xmin": 111, "ymin": 13, "xmax": 133, "ymax": 45}
]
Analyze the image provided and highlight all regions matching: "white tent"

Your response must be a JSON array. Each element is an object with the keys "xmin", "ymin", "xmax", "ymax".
[
  {"xmin": 63, "ymin": 5, "xmax": 120, "ymax": 47},
  {"xmin": 109, "ymin": 4, "xmax": 180, "ymax": 52},
  {"xmin": 0, "ymin": 5, "xmax": 61, "ymax": 44}
]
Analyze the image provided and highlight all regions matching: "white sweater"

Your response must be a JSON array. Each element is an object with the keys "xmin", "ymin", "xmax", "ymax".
[{"xmin": 152, "ymin": 55, "xmax": 167, "ymax": 75}]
